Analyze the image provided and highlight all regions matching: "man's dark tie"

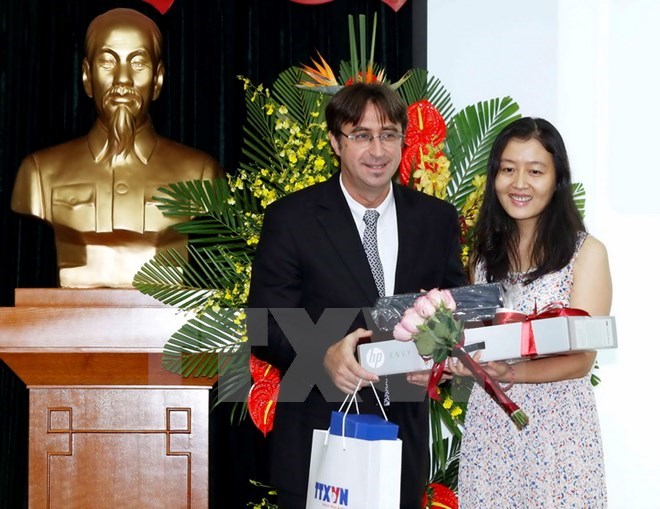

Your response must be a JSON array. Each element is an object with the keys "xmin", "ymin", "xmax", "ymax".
[
  {"xmin": 362, "ymin": 209, "xmax": 390, "ymax": 406},
  {"xmin": 362, "ymin": 210, "xmax": 386, "ymax": 298}
]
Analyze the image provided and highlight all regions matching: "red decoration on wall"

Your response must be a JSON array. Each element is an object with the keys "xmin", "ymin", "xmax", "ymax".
[
  {"xmin": 142, "ymin": 0, "xmax": 175, "ymax": 15},
  {"xmin": 290, "ymin": 0, "xmax": 334, "ymax": 4},
  {"xmin": 289, "ymin": 0, "xmax": 408, "ymax": 10},
  {"xmin": 142, "ymin": 0, "xmax": 408, "ymax": 16},
  {"xmin": 381, "ymin": 0, "xmax": 408, "ymax": 12}
]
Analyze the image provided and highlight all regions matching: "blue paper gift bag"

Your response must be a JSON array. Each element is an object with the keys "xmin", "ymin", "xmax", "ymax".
[{"xmin": 329, "ymin": 411, "xmax": 399, "ymax": 441}]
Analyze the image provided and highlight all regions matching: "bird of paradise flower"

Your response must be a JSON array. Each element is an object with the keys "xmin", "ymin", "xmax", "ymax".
[{"xmin": 297, "ymin": 14, "xmax": 410, "ymax": 95}]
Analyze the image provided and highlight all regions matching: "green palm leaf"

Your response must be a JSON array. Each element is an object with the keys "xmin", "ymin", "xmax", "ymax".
[
  {"xmin": 157, "ymin": 178, "xmax": 258, "ymax": 240},
  {"xmin": 134, "ymin": 243, "xmax": 252, "ymax": 310},
  {"xmin": 161, "ymin": 307, "xmax": 246, "ymax": 375},
  {"xmin": 396, "ymin": 68, "xmax": 455, "ymax": 120},
  {"xmin": 161, "ymin": 308, "xmax": 252, "ymax": 405},
  {"xmin": 215, "ymin": 349, "xmax": 251, "ymax": 406},
  {"xmin": 428, "ymin": 397, "xmax": 462, "ymax": 490},
  {"xmin": 339, "ymin": 13, "xmax": 382, "ymax": 84},
  {"xmin": 273, "ymin": 67, "xmax": 327, "ymax": 126},
  {"xmin": 572, "ymin": 182, "xmax": 586, "ymax": 216},
  {"xmin": 429, "ymin": 435, "xmax": 461, "ymax": 491},
  {"xmin": 133, "ymin": 248, "xmax": 214, "ymax": 310},
  {"xmin": 444, "ymin": 97, "xmax": 521, "ymax": 209},
  {"xmin": 156, "ymin": 179, "xmax": 220, "ymax": 217},
  {"xmin": 241, "ymin": 86, "xmax": 281, "ymax": 172},
  {"xmin": 134, "ymin": 176, "xmax": 257, "ymax": 311},
  {"xmin": 174, "ymin": 219, "xmax": 254, "ymax": 249}
]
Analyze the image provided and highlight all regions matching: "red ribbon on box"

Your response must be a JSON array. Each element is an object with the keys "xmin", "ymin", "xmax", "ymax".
[{"xmin": 493, "ymin": 303, "xmax": 590, "ymax": 357}]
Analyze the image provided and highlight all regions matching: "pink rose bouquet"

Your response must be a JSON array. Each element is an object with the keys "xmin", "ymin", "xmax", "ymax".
[{"xmin": 394, "ymin": 289, "xmax": 529, "ymax": 430}]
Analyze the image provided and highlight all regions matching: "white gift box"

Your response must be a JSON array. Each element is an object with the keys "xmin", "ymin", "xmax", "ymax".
[
  {"xmin": 357, "ymin": 340, "xmax": 433, "ymax": 376},
  {"xmin": 462, "ymin": 315, "xmax": 618, "ymax": 362},
  {"xmin": 357, "ymin": 316, "xmax": 618, "ymax": 373}
]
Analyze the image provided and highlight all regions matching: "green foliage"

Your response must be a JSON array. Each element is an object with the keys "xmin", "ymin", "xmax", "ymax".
[
  {"xmin": 134, "ymin": 178, "xmax": 257, "ymax": 312},
  {"xmin": 396, "ymin": 68, "xmax": 455, "ymax": 121},
  {"xmin": 134, "ymin": 72, "xmax": 526, "ymax": 417},
  {"xmin": 133, "ymin": 15, "xmax": 587, "ymax": 457},
  {"xmin": 443, "ymin": 97, "xmax": 521, "ymax": 209},
  {"xmin": 131, "ymin": 13, "xmax": 591, "ymax": 496},
  {"xmin": 429, "ymin": 397, "xmax": 461, "ymax": 490},
  {"xmin": 572, "ymin": 182, "xmax": 586, "ymax": 217}
]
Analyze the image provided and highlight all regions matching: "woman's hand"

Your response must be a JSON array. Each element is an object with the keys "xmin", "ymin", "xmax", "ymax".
[
  {"xmin": 406, "ymin": 368, "xmax": 454, "ymax": 387},
  {"xmin": 447, "ymin": 351, "xmax": 511, "ymax": 382}
]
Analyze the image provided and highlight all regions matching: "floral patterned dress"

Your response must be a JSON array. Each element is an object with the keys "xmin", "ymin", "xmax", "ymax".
[{"xmin": 458, "ymin": 233, "xmax": 607, "ymax": 508}]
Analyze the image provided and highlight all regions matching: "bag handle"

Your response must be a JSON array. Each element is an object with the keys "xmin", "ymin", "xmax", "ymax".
[
  {"xmin": 338, "ymin": 379, "xmax": 390, "ymax": 449},
  {"xmin": 338, "ymin": 379, "xmax": 388, "ymax": 420},
  {"xmin": 337, "ymin": 383, "xmax": 361, "ymax": 415},
  {"xmin": 324, "ymin": 380, "xmax": 391, "ymax": 448}
]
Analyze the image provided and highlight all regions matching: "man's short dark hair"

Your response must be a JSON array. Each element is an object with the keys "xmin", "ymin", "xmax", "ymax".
[{"xmin": 325, "ymin": 83, "xmax": 408, "ymax": 136}]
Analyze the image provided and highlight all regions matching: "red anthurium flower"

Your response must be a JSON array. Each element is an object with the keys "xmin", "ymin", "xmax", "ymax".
[
  {"xmin": 399, "ymin": 101, "xmax": 448, "ymax": 186},
  {"xmin": 422, "ymin": 483, "xmax": 458, "ymax": 509},
  {"xmin": 399, "ymin": 143, "xmax": 425, "ymax": 187},
  {"xmin": 250, "ymin": 354, "xmax": 280, "ymax": 384},
  {"xmin": 247, "ymin": 379, "xmax": 279, "ymax": 436},
  {"xmin": 399, "ymin": 142, "xmax": 447, "ymax": 187},
  {"xmin": 248, "ymin": 355, "xmax": 281, "ymax": 436},
  {"xmin": 405, "ymin": 100, "xmax": 447, "ymax": 147}
]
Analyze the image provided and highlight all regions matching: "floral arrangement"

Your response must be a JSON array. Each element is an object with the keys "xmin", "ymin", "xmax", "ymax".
[
  {"xmin": 393, "ymin": 289, "xmax": 529, "ymax": 430},
  {"xmin": 294, "ymin": 20, "xmax": 523, "ymax": 272},
  {"xmin": 403, "ymin": 101, "xmax": 487, "ymax": 268},
  {"xmin": 133, "ymin": 12, "xmax": 586, "ymax": 503}
]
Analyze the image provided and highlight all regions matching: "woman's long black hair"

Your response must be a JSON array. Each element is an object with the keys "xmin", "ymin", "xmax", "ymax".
[{"xmin": 472, "ymin": 117, "xmax": 585, "ymax": 284}]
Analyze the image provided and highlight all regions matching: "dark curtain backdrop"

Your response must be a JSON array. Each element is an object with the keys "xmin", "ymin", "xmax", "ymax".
[{"xmin": 0, "ymin": 0, "xmax": 422, "ymax": 506}]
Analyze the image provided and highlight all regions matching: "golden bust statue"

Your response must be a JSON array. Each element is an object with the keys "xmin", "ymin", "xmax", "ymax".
[{"xmin": 11, "ymin": 8, "xmax": 222, "ymax": 288}]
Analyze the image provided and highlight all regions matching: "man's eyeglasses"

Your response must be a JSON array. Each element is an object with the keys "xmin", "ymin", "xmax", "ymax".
[{"xmin": 339, "ymin": 131, "xmax": 404, "ymax": 146}]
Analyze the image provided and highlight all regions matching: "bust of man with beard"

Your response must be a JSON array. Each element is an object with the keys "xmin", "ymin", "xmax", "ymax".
[{"xmin": 11, "ymin": 8, "xmax": 222, "ymax": 288}]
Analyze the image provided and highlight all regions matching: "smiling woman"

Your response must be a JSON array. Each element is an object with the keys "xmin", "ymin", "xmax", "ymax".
[
  {"xmin": 495, "ymin": 137, "xmax": 557, "ymax": 249},
  {"xmin": 453, "ymin": 117, "xmax": 611, "ymax": 508}
]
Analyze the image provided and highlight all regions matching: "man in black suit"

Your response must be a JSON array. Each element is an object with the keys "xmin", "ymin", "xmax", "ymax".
[{"xmin": 249, "ymin": 83, "xmax": 466, "ymax": 508}]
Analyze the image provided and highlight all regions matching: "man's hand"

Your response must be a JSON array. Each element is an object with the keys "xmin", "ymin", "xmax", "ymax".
[{"xmin": 323, "ymin": 328, "xmax": 379, "ymax": 394}]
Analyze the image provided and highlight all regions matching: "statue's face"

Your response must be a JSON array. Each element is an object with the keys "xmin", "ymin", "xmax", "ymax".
[{"xmin": 82, "ymin": 21, "xmax": 163, "ymax": 129}]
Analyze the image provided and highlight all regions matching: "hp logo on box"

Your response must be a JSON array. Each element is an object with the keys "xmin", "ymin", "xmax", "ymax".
[{"xmin": 364, "ymin": 347, "xmax": 385, "ymax": 369}]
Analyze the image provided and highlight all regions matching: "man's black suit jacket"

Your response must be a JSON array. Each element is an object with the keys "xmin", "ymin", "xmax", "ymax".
[{"xmin": 249, "ymin": 173, "xmax": 466, "ymax": 508}]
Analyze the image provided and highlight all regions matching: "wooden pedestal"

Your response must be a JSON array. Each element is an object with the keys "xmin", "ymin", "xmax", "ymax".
[{"xmin": 0, "ymin": 289, "xmax": 215, "ymax": 509}]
